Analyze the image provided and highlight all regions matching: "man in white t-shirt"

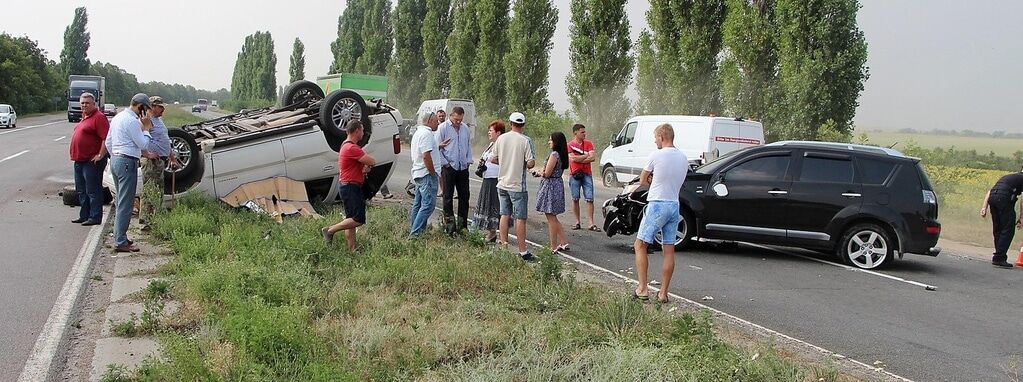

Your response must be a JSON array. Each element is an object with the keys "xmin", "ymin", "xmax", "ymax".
[
  {"xmin": 409, "ymin": 111, "xmax": 441, "ymax": 237},
  {"xmin": 633, "ymin": 123, "xmax": 688, "ymax": 303},
  {"xmin": 491, "ymin": 112, "xmax": 537, "ymax": 261}
]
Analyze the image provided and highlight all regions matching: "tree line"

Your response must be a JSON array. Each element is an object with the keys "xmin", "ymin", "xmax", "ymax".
[{"xmin": 0, "ymin": 7, "xmax": 229, "ymax": 115}]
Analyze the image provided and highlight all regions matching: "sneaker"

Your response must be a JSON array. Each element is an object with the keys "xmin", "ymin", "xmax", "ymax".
[
  {"xmin": 381, "ymin": 193, "xmax": 394, "ymax": 200},
  {"xmin": 993, "ymin": 261, "xmax": 1014, "ymax": 268},
  {"xmin": 321, "ymin": 227, "xmax": 334, "ymax": 245},
  {"xmin": 520, "ymin": 252, "xmax": 537, "ymax": 262}
]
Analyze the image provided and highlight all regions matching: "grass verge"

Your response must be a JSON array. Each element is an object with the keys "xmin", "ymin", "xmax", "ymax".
[
  {"xmin": 161, "ymin": 106, "xmax": 205, "ymax": 128},
  {"xmin": 925, "ymin": 165, "xmax": 1021, "ymax": 250},
  {"xmin": 119, "ymin": 193, "xmax": 838, "ymax": 381}
]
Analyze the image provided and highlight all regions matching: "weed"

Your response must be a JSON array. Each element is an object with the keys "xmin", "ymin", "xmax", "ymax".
[
  {"xmin": 111, "ymin": 315, "xmax": 138, "ymax": 337},
  {"xmin": 91, "ymin": 275, "xmax": 103, "ymax": 281},
  {"xmin": 143, "ymin": 279, "xmax": 171, "ymax": 300},
  {"xmin": 99, "ymin": 364, "xmax": 134, "ymax": 382}
]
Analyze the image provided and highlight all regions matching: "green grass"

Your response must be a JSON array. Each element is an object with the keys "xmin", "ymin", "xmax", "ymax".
[
  {"xmin": 113, "ymin": 193, "xmax": 838, "ymax": 381},
  {"xmin": 925, "ymin": 165, "xmax": 1023, "ymax": 251},
  {"xmin": 859, "ymin": 129, "xmax": 1023, "ymax": 157},
  {"xmin": 161, "ymin": 106, "xmax": 205, "ymax": 128}
]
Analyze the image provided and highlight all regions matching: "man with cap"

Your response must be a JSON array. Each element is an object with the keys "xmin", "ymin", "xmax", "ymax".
[
  {"xmin": 105, "ymin": 93, "xmax": 154, "ymax": 253},
  {"xmin": 139, "ymin": 96, "xmax": 177, "ymax": 230},
  {"xmin": 491, "ymin": 112, "xmax": 537, "ymax": 261}
]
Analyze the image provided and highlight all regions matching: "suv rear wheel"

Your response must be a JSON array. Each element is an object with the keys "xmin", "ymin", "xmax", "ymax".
[{"xmin": 837, "ymin": 223, "xmax": 894, "ymax": 269}]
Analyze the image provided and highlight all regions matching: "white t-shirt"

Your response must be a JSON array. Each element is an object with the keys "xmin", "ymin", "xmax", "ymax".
[
  {"xmin": 644, "ymin": 147, "xmax": 688, "ymax": 202},
  {"xmin": 481, "ymin": 145, "xmax": 501, "ymax": 179},
  {"xmin": 492, "ymin": 131, "xmax": 535, "ymax": 192},
  {"xmin": 410, "ymin": 125, "xmax": 440, "ymax": 179}
]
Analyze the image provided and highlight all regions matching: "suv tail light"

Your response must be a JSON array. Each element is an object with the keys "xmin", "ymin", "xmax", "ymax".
[
  {"xmin": 392, "ymin": 134, "xmax": 401, "ymax": 155},
  {"xmin": 922, "ymin": 190, "xmax": 937, "ymax": 205},
  {"xmin": 926, "ymin": 226, "xmax": 941, "ymax": 234}
]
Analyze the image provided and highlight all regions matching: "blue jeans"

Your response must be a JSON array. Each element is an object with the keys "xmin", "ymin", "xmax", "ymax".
[
  {"xmin": 409, "ymin": 174, "xmax": 439, "ymax": 236},
  {"xmin": 568, "ymin": 173, "xmax": 594, "ymax": 202},
  {"xmin": 110, "ymin": 155, "xmax": 139, "ymax": 247},
  {"xmin": 637, "ymin": 201, "xmax": 680, "ymax": 245},
  {"xmin": 74, "ymin": 158, "xmax": 107, "ymax": 222}
]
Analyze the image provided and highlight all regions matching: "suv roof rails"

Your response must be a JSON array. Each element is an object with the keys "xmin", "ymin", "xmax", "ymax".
[{"xmin": 766, "ymin": 140, "xmax": 907, "ymax": 158}]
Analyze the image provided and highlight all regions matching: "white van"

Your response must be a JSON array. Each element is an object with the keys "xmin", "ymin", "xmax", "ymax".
[
  {"xmin": 406, "ymin": 99, "xmax": 477, "ymax": 140},
  {"xmin": 598, "ymin": 115, "xmax": 764, "ymax": 186}
]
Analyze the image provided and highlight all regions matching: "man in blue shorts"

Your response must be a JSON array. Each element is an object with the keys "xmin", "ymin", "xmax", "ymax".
[{"xmin": 633, "ymin": 123, "xmax": 687, "ymax": 303}]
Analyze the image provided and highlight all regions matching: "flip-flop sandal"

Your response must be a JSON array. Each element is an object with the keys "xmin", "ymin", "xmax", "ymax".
[
  {"xmin": 557, "ymin": 244, "xmax": 570, "ymax": 252},
  {"xmin": 657, "ymin": 295, "xmax": 670, "ymax": 304},
  {"xmin": 588, "ymin": 225, "xmax": 602, "ymax": 232},
  {"xmin": 632, "ymin": 291, "xmax": 650, "ymax": 301},
  {"xmin": 571, "ymin": 223, "xmax": 582, "ymax": 230}
]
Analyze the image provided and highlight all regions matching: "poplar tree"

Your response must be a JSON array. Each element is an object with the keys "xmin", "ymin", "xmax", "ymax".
[
  {"xmin": 356, "ymin": 0, "xmax": 394, "ymax": 75},
  {"xmin": 471, "ymin": 0, "xmax": 510, "ymax": 114},
  {"xmin": 565, "ymin": 0, "xmax": 633, "ymax": 135},
  {"xmin": 775, "ymin": 0, "xmax": 869, "ymax": 141},
  {"xmin": 59, "ymin": 7, "xmax": 91, "ymax": 77},
  {"xmin": 289, "ymin": 38, "xmax": 305, "ymax": 83},
  {"xmin": 330, "ymin": 0, "xmax": 366, "ymax": 73},
  {"xmin": 719, "ymin": 0, "xmax": 780, "ymax": 136},
  {"xmin": 422, "ymin": 0, "xmax": 453, "ymax": 97},
  {"xmin": 446, "ymin": 0, "xmax": 479, "ymax": 99},
  {"xmin": 389, "ymin": 0, "xmax": 428, "ymax": 111},
  {"xmin": 505, "ymin": 0, "xmax": 558, "ymax": 113}
]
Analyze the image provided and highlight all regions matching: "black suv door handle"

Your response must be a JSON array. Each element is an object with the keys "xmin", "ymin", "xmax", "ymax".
[
  {"xmin": 841, "ymin": 192, "xmax": 862, "ymax": 198},
  {"xmin": 767, "ymin": 189, "xmax": 788, "ymax": 195}
]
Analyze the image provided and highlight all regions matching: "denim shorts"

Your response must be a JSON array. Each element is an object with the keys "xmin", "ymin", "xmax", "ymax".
[
  {"xmin": 568, "ymin": 173, "xmax": 594, "ymax": 202},
  {"xmin": 498, "ymin": 188, "xmax": 529, "ymax": 220},
  {"xmin": 637, "ymin": 201, "xmax": 680, "ymax": 245}
]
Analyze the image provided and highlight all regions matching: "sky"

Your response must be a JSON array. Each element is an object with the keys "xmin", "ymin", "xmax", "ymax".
[{"xmin": 3, "ymin": 0, "xmax": 1021, "ymax": 133}]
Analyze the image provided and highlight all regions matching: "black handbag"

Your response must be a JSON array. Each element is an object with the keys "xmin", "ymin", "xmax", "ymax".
[{"xmin": 572, "ymin": 170, "xmax": 586, "ymax": 181}]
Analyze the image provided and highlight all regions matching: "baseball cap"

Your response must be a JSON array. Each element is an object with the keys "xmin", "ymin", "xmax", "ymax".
[
  {"xmin": 131, "ymin": 93, "xmax": 151, "ymax": 107},
  {"xmin": 509, "ymin": 112, "xmax": 526, "ymax": 125},
  {"xmin": 148, "ymin": 96, "xmax": 167, "ymax": 107}
]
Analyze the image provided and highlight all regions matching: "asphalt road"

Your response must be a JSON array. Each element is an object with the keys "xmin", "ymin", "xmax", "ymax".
[
  {"xmin": 0, "ymin": 114, "xmax": 92, "ymax": 380},
  {"xmin": 384, "ymin": 149, "xmax": 1021, "ymax": 381}
]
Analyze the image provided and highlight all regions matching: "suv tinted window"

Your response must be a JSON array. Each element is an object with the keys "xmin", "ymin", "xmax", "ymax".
[
  {"xmin": 728, "ymin": 155, "xmax": 790, "ymax": 181},
  {"xmin": 800, "ymin": 156, "xmax": 854, "ymax": 183},
  {"xmin": 859, "ymin": 157, "xmax": 897, "ymax": 185}
]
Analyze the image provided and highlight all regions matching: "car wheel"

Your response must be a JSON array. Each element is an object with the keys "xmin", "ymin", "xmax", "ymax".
[
  {"xmin": 319, "ymin": 90, "xmax": 371, "ymax": 144},
  {"xmin": 653, "ymin": 208, "xmax": 695, "ymax": 250},
  {"xmin": 281, "ymin": 80, "xmax": 325, "ymax": 107},
  {"xmin": 602, "ymin": 166, "xmax": 619, "ymax": 188},
  {"xmin": 164, "ymin": 129, "xmax": 202, "ymax": 194},
  {"xmin": 837, "ymin": 223, "xmax": 894, "ymax": 269},
  {"xmin": 61, "ymin": 185, "xmax": 80, "ymax": 206}
]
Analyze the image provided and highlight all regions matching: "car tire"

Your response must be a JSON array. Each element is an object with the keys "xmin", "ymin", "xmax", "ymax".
[
  {"xmin": 281, "ymin": 80, "xmax": 325, "ymax": 107},
  {"xmin": 602, "ymin": 166, "xmax": 619, "ymax": 188},
  {"xmin": 653, "ymin": 208, "xmax": 696, "ymax": 250},
  {"xmin": 164, "ymin": 129, "xmax": 202, "ymax": 194},
  {"xmin": 319, "ymin": 90, "xmax": 371, "ymax": 144},
  {"xmin": 61, "ymin": 185, "xmax": 80, "ymax": 206},
  {"xmin": 837, "ymin": 223, "xmax": 894, "ymax": 269}
]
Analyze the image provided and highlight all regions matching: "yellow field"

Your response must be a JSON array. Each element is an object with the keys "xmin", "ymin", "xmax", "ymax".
[
  {"xmin": 859, "ymin": 130, "xmax": 1023, "ymax": 157},
  {"xmin": 925, "ymin": 164, "xmax": 1021, "ymax": 253}
]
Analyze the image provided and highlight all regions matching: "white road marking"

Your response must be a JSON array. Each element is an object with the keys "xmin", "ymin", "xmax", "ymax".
[
  {"xmin": 0, "ymin": 120, "xmax": 64, "ymax": 136},
  {"xmin": 0, "ymin": 150, "xmax": 30, "ymax": 164},
  {"xmin": 745, "ymin": 243, "xmax": 938, "ymax": 291},
  {"xmin": 18, "ymin": 213, "xmax": 107, "ymax": 382},
  {"xmin": 53, "ymin": 135, "xmax": 67, "ymax": 142}
]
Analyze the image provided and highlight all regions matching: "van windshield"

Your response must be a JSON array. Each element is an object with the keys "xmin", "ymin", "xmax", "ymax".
[
  {"xmin": 693, "ymin": 147, "xmax": 751, "ymax": 174},
  {"xmin": 0, "ymin": 105, "xmax": 10, "ymax": 113}
]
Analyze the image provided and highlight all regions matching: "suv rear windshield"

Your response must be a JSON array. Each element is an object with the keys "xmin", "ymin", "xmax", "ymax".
[{"xmin": 916, "ymin": 162, "xmax": 934, "ymax": 191}]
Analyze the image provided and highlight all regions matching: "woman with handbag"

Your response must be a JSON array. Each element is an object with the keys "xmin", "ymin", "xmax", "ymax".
[
  {"xmin": 532, "ymin": 131, "xmax": 570, "ymax": 252},
  {"xmin": 471, "ymin": 121, "xmax": 505, "ymax": 242}
]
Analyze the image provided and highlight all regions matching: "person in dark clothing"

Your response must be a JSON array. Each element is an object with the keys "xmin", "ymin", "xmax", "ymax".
[{"xmin": 980, "ymin": 169, "xmax": 1023, "ymax": 268}]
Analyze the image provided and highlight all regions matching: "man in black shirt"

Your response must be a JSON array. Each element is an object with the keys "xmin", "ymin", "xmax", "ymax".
[{"xmin": 981, "ymin": 170, "xmax": 1023, "ymax": 268}]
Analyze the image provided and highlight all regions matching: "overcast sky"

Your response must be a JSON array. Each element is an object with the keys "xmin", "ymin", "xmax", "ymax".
[{"xmin": 4, "ymin": 0, "xmax": 1021, "ymax": 132}]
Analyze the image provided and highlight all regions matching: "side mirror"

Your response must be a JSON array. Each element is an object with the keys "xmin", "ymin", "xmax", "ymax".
[{"xmin": 712, "ymin": 182, "xmax": 729, "ymax": 197}]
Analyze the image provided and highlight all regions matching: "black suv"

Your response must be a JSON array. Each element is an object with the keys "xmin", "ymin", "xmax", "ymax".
[{"xmin": 603, "ymin": 141, "xmax": 941, "ymax": 269}]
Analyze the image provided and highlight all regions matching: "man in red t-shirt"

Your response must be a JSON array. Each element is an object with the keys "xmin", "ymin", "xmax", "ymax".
[
  {"xmin": 68, "ymin": 92, "xmax": 110, "ymax": 225},
  {"xmin": 321, "ymin": 121, "xmax": 376, "ymax": 251},
  {"xmin": 567, "ymin": 123, "xmax": 598, "ymax": 231}
]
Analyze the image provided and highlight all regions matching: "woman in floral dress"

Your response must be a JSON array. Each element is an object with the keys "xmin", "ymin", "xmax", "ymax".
[{"xmin": 533, "ymin": 131, "xmax": 570, "ymax": 252}]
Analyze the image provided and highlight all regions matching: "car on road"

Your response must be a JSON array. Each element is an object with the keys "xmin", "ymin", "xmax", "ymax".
[
  {"xmin": 191, "ymin": 104, "xmax": 202, "ymax": 113},
  {"xmin": 103, "ymin": 103, "xmax": 117, "ymax": 117},
  {"xmin": 0, "ymin": 104, "xmax": 16, "ymax": 128},
  {"xmin": 599, "ymin": 115, "xmax": 764, "ymax": 187},
  {"xmin": 602, "ymin": 141, "xmax": 942, "ymax": 269},
  {"xmin": 105, "ymin": 80, "xmax": 402, "ymax": 204}
]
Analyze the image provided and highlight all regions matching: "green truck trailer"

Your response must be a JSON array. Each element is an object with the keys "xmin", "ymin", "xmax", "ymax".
[{"xmin": 315, "ymin": 73, "xmax": 388, "ymax": 100}]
